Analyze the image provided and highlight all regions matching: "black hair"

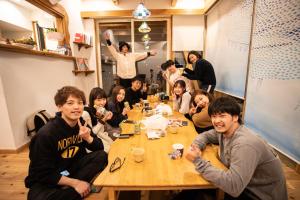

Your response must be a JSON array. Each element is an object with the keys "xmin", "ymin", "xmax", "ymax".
[
  {"xmin": 119, "ymin": 41, "xmax": 130, "ymax": 51},
  {"xmin": 88, "ymin": 87, "xmax": 107, "ymax": 108},
  {"xmin": 208, "ymin": 97, "xmax": 243, "ymax": 124},
  {"xmin": 161, "ymin": 60, "xmax": 175, "ymax": 71},
  {"xmin": 191, "ymin": 89, "xmax": 214, "ymax": 107},
  {"xmin": 131, "ymin": 75, "xmax": 143, "ymax": 83},
  {"xmin": 54, "ymin": 86, "xmax": 86, "ymax": 106},
  {"xmin": 187, "ymin": 51, "xmax": 202, "ymax": 64}
]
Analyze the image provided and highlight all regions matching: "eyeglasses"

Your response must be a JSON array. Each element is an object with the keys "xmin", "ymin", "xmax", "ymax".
[{"xmin": 109, "ymin": 157, "xmax": 126, "ymax": 173}]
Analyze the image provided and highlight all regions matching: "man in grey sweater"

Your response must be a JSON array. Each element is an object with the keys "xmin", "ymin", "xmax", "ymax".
[{"xmin": 185, "ymin": 97, "xmax": 287, "ymax": 200}]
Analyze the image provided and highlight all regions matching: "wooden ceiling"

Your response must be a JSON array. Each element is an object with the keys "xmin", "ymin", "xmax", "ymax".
[{"xmin": 82, "ymin": 0, "xmax": 219, "ymax": 19}]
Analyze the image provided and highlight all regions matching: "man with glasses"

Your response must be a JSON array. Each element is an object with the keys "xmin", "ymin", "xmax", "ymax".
[{"xmin": 25, "ymin": 86, "xmax": 108, "ymax": 200}]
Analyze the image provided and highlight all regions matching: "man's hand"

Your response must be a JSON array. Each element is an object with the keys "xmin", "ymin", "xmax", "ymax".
[
  {"xmin": 78, "ymin": 119, "xmax": 93, "ymax": 143},
  {"xmin": 73, "ymin": 179, "xmax": 91, "ymax": 198},
  {"xmin": 149, "ymin": 50, "xmax": 157, "ymax": 56},
  {"xmin": 104, "ymin": 32, "xmax": 110, "ymax": 40},
  {"xmin": 142, "ymin": 83, "xmax": 147, "ymax": 92},
  {"xmin": 162, "ymin": 71, "xmax": 168, "ymax": 80},
  {"xmin": 185, "ymin": 144, "xmax": 202, "ymax": 162}
]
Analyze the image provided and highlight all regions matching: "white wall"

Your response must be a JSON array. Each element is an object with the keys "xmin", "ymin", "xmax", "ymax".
[
  {"xmin": 172, "ymin": 15, "xmax": 204, "ymax": 51},
  {"xmin": 0, "ymin": 0, "xmax": 98, "ymax": 150},
  {"xmin": 0, "ymin": 1, "xmax": 32, "ymax": 31},
  {"xmin": 0, "ymin": 77, "xmax": 16, "ymax": 149}
]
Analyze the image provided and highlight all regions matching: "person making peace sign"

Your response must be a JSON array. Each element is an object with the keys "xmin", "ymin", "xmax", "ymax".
[{"xmin": 25, "ymin": 86, "xmax": 108, "ymax": 200}]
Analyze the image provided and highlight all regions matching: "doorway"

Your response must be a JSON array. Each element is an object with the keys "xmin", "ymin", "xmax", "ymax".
[{"xmin": 98, "ymin": 19, "xmax": 169, "ymax": 96}]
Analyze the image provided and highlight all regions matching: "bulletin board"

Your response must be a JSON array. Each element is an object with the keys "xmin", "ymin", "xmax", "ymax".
[{"xmin": 205, "ymin": 0, "xmax": 254, "ymax": 98}]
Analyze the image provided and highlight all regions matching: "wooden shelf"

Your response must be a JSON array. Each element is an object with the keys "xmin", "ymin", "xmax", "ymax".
[
  {"xmin": 0, "ymin": 43, "xmax": 74, "ymax": 60},
  {"xmin": 72, "ymin": 70, "xmax": 95, "ymax": 76},
  {"xmin": 73, "ymin": 42, "xmax": 92, "ymax": 51}
]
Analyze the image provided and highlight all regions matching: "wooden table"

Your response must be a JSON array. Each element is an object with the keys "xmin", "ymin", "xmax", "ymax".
[{"xmin": 93, "ymin": 107, "xmax": 226, "ymax": 200}]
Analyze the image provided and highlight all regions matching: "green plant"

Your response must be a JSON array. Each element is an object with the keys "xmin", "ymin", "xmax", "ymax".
[{"xmin": 13, "ymin": 37, "xmax": 36, "ymax": 45}]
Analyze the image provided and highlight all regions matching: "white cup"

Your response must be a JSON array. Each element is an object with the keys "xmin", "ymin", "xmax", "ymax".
[
  {"xmin": 132, "ymin": 147, "xmax": 145, "ymax": 163},
  {"xmin": 172, "ymin": 143, "xmax": 184, "ymax": 157}
]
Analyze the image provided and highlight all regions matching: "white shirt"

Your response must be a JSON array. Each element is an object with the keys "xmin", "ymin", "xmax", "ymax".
[
  {"xmin": 173, "ymin": 91, "xmax": 191, "ymax": 114},
  {"xmin": 108, "ymin": 45, "xmax": 148, "ymax": 79},
  {"xmin": 169, "ymin": 70, "xmax": 193, "ymax": 93}
]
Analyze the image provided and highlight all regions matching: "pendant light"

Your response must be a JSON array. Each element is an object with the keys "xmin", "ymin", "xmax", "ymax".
[
  {"xmin": 133, "ymin": 1, "xmax": 151, "ymax": 19},
  {"xmin": 138, "ymin": 21, "xmax": 151, "ymax": 33},
  {"xmin": 142, "ymin": 34, "xmax": 151, "ymax": 42}
]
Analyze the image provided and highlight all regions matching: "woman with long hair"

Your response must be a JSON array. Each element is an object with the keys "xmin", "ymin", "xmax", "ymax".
[
  {"xmin": 172, "ymin": 80, "xmax": 191, "ymax": 114},
  {"xmin": 186, "ymin": 89, "xmax": 214, "ymax": 133},
  {"xmin": 182, "ymin": 51, "xmax": 216, "ymax": 93},
  {"xmin": 107, "ymin": 85, "xmax": 130, "ymax": 127}
]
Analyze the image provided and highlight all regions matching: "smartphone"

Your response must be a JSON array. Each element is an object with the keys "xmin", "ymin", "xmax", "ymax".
[
  {"xmin": 123, "ymin": 119, "xmax": 135, "ymax": 124},
  {"xmin": 181, "ymin": 121, "xmax": 188, "ymax": 126},
  {"xmin": 118, "ymin": 133, "xmax": 134, "ymax": 139},
  {"xmin": 118, "ymin": 135, "xmax": 130, "ymax": 139}
]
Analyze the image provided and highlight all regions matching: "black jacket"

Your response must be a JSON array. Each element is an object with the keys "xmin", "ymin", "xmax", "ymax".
[
  {"xmin": 107, "ymin": 100, "xmax": 128, "ymax": 127},
  {"xmin": 125, "ymin": 87, "xmax": 147, "ymax": 108},
  {"xmin": 25, "ymin": 112, "xmax": 104, "ymax": 188},
  {"xmin": 183, "ymin": 59, "xmax": 216, "ymax": 86}
]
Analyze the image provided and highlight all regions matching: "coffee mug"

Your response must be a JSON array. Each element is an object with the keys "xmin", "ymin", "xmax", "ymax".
[
  {"xmin": 172, "ymin": 143, "xmax": 184, "ymax": 157},
  {"xmin": 132, "ymin": 147, "xmax": 145, "ymax": 163}
]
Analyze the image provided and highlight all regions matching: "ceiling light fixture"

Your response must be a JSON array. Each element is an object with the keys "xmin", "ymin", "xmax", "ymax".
[
  {"xmin": 138, "ymin": 21, "xmax": 151, "ymax": 33},
  {"xmin": 141, "ymin": 34, "xmax": 151, "ymax": 42},
  {"xmin": 133, "ymin": 1, "xmax": 151, "ymax": 19}
]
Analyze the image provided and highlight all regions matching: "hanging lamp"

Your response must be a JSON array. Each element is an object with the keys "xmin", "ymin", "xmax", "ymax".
[
  {"xmin": 138, "ymin": 21, "xmax": 151, "ymax": 33},
  {"xmin": 141, "ymin": 34, "xmax": 151, "ymax": 42},
  {"xmin": 133, "ymin": 1, "xmax": 151, "ymax": 19}
]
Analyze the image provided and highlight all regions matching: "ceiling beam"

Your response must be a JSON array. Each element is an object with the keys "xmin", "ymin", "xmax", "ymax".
[
  {"xmin": 171, "ymin": 0, "xmax": 177, "ymax": 7},
  {"xmin": 81, "ymin": 9, "xmax": 205, "ymax": 18},
  {"xmin": 112, "ymin": 0, "xmax": 119, "ymax": 6},
  {"xmin": 203, "ymin": 0, "xmax": 219, "ymax": 14}
]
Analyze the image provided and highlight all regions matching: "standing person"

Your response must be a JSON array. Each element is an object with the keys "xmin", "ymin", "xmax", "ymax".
[
  {"xmin": 104, "ymin": 32, "xmax": 157, "ymax": 88},
  {"xmin": 82, "ymin": 87, "xmax": 118, "ymax": 152},
  {"xmin": 25, "ymin": 86, "xmax": 108, "ymax": 200},
  {"xmin": 107, "ymin": 85, "xmax": 130, "ymax": 127},
  {"xmin": 184, "ymin": 97, "xmax": 287, "ymax": 200},
  {"xmin": 124, "ymin": 75, "xmax": 147, "ymax": 108},
  {"xmin": 185, "ymin": 90, "xmax": 214, "ymax": 133},
  {"xmin": 161, "ymin": 60, "xmax": 192, "ymax": 93},
  {"xmin": 172, "ymin": 80, "xmax": 191, "ymax": 114},
  {"xmin": 182, "ymin": 51, "xmax": 216, "ymax": 93}
]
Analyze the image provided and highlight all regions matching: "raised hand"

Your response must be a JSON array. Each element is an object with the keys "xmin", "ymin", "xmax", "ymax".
[
  {"xmin": 189, "ymin": 107, "xmax": 197, "ymax": 115},
  {"xmin": 103, "ymin": 111, "xmax": 113, "ymax": 121},
  {"xmin": 104, "ymin": 32, "xmax": 110, "ymax": 40},
  {"xmin": 78, "ymin": 119, "xmax": 93, "ymax": 143},
  {"xmin": 149, "ymin": 50, "xmax": 157, "ymax": 56}
]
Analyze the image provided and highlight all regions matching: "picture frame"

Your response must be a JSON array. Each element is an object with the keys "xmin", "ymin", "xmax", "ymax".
[{"xmin": 75, "ymin": 57, "xmax": 89, "ymax": 70}]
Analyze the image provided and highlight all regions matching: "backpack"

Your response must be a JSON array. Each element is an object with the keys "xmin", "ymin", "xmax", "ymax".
[{"xmin": 26, "ymin": 110, "xmax": 52, "ymax": 136}]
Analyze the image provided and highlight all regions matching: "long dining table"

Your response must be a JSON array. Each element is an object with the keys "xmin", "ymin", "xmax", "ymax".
[{"xmin": 93, "ymin": 104, "xmax": 226, "ymax": 200}]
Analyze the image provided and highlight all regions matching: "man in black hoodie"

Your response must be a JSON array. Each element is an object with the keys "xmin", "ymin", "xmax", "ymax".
[
  {"xmin": 25, "ymin": 86, "xmax": 108, "ymax": 200},
  {"xmin": 124, "ymin": 75, "xmax": 148, "ymax": 108}
]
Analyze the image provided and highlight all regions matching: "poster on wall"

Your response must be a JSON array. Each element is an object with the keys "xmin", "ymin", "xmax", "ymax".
[
  {"xmin": 244, "ymin": 0, "xmax": 300, "ymax": 162},
  {"xmin": 205, "ymin": 0, "xmax": 253, "ymax": 98}
]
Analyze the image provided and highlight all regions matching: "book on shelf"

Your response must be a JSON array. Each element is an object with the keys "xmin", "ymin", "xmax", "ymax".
[{"xmin": 74, "ymin": 33, "xmax": 92, "ymax": 46}]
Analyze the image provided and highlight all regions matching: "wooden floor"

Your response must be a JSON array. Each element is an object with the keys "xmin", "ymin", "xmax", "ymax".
[{"xmin": 0, "ymin": 148, "xmax": 299, "ymax": 200}]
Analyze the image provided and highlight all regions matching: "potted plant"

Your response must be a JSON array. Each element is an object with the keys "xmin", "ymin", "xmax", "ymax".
[{"xmin": 12, "ymin": 37, "xmax": 36, "ymax": 49}]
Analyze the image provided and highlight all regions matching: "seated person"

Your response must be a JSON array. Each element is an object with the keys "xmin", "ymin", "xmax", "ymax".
[
  {"xmin": 172, "ymin": 80, "xmax": 191, "ymax": 114},
  {"xmin": 25, "ymin": 86, "xmax": 108, "ymax": 200},
  {"xmin": 161, "ymin": 59, "xmax": 192, "ymax": 93},
  {"xmin": 107, "ymin": 85, "xmax": 130, "ymax": 127},
  {"xmin": 185, "ymin": 97, "xmax": 287, "ymax": 200},
  {"xmin": 124, "ymin": 75, "xmax": 147, "ymax": 108},
  {"xmin": 82, "ymin": 87, "xmax": 117, "ymax": 152},
  {"xmin": 185, "ymin": 90, "xmax": 214, "ymax": 133}
]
